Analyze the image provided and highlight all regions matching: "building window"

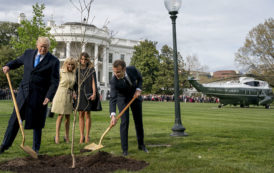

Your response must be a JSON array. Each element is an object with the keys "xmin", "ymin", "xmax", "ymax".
[
  {"xmin": 98, "ymin": 71, "xmax": 101, "ymax": 83},
  {"xmin": 98, "ymin": 54, "xmax": 102, "ymax": 61},
  {"xmin": 109, "ymin": 53, "xmax": 113, "ymax": 63},
  {"xmin": 120, "ymin": 54, "xmax": 125, "ymax": 61},
  {"xmin": 109, "ymin": 72, "xmax": 113, "ymax": 82}
]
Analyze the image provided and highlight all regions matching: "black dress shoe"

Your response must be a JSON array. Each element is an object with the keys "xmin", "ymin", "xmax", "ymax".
[
  {"xmin": 32, "ymin": 146, "xmax": 39, "ymax": 155},
  {"xmin": 122, "ymin": 151, "xmax": 128, "ymax": 156},
  {"xmin": 0, "ymin": 146, "xmax": 5, "ymax": 154},
  {"xmin": 35, "ymin": 150, "xmax": 39, "ymax": 155},
  {"xmin": 138, "ymin": 145, "xmax": 149, "ymax": 153}
]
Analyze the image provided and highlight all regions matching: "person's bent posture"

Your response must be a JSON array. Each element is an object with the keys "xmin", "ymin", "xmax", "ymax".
[{"xmin": 109, "ymin": 59, "xmax": 148, "ymax": 156}]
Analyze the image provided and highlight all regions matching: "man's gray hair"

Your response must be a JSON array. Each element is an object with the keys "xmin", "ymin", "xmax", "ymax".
[{"xmin": 37, "ymin": 37, "xmax": 50, "ymax": 47}]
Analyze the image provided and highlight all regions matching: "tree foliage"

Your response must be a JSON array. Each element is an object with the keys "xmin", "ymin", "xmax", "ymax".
[
  {"xmin": 10, "ymin": 3, "xmax": 56, "ymax": 56},
  {"xmin": 0, "ymin": 22, "xmax": 19, "ymax": 48},
  {"xmin": 130, "ymin": 40, "xmax": 160, "ymax": 93},
  {"xmin": 178, "ymin": 52, "xmax": 190, "ymax": 91},
  {"xmin": 130, "ymin": 41, "xmax": 189, "ymax": 94},
  {"xmin": 235, "ymin": 18, "xmax": 274, "ymax": 85},
  {"xmin": 152, "ymin": 45, "xmax": 174, "ymax": 94},
  {"xmin": 0, "ymin": 46, "xmax": 22, "ymax": 88},
  {"xmin": 0, "ymin": 22, "xmax": 20, "ymax": 88}
]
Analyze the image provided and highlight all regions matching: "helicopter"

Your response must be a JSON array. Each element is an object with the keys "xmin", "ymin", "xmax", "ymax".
[{"xmin": 188, "ymin": 76, "xmax": 273, "ymax": 109}]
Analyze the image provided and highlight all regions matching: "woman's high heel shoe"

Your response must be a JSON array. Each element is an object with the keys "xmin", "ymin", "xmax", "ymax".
[
  {"xmin": 63, "ymin": 136, "xmax": 69, "ymax": 143},
  {"xmin": 79, "ymin": 136, "xmax": 85, "ymax": 144},
  {"xmin": 54, "ymin": 136, "xmax": 59, "ymax": 144},
  {"xmin": 85, "ymin": 136, "xmax": 90, "ymax": 143}
]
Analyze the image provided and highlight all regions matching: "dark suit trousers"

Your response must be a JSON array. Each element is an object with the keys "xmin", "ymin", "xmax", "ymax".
[
  {"xmin": 1, "ymin": 101, "xmax": 42, "ymax": 152},
  {"xmin": 118, "ymin": 98, "xmax": 144, "ymax": 151}
]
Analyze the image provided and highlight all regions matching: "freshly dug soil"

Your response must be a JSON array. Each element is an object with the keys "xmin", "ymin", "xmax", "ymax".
[{"xmin": 0, "ymin": 151, "xmax": 149, "ymax": 173}]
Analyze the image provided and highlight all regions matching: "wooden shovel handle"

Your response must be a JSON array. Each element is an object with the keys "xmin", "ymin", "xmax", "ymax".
[
  {"xmin": 98, "ymin": 95, "xmax": 138, "ymax": 145},
  {"xmin": 6, "ymin": 73, "xmax": 25, "ymax": 143},
  {"xmin": 115, "ymin": 95, "xmax": 138, "ymax": 121}
]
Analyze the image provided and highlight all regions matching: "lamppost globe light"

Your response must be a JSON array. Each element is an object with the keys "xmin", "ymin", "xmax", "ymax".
[{"xmin": 164, "ymin": 0, "xmax": 182, "ymax": 13}]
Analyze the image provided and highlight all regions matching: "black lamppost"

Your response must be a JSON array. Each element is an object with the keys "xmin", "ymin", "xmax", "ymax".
[{"xmin": 164, "ymin": 0, "xmax": 187, "ymax": 136}]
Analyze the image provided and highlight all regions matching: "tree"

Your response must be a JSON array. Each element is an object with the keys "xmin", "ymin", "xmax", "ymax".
[
  {"xmin": 0, "ymin": 22, "xmax": 19, "ymax": 47},
  {"xmin": 184, "ymin": 54, "xmax": 208, "ymax": 75},
  {"xmin": 0, "ymin": 22, "xmax": 20, "ymax": 88},
  {"xmin": 152, "ymin": 45, "xmax": 189, "ymax": 94},
  {"xmin": 68, "ymin": 0, "xmax": 95, "ymax": 168},
  {"xmin": 152, "ymin": 45, "xmax": 174, "ymax": 94},
  {"xmin": 130, "ymin": 40, "xmax": 160, "ymax": 93},
  {"xmin": 0, "ymin": 46, "xmax": 20, "ymax": 88},
  {"xmin": 177, "ymin": 52, "xmax": 191, "ymax": 91},
  {"xmin": 10, "ymin": 3, "xmax": 56, "ymax": 56},
  {"xmin": 235, "ymin": 18, "xmax": 274, "ymax": 85}
]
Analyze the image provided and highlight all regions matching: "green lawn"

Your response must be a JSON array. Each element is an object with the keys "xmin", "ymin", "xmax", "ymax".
[{"xmin": 0, "ymin": 100, "xmax": 273, "ymax": 173}]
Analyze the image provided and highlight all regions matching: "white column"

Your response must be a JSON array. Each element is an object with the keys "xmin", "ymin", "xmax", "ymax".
[
  {"xmin": 105, "ymin": 47, "xmax": 109, "ymax": 87},
  {"xmin": 82, "ymin": 43, "xmax": 86, "ymax": 53},
  {"xmin": 94, "ymin": 44, "xmax": 99, "ymax": 82},
  {"xmin": 66, "ymin": 41, "xmax": 71, "ymax": 58},
  {"xmin": 102, "ymin": 46, "xmax": 107, "ymax": 84},
  {"xmin": 52, "ymin": 48, "xmax": 56, "ymax": 55}
]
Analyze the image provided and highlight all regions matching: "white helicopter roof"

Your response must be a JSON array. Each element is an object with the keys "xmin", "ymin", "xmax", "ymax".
[{"xmin": 203, "ymin": 77, "xmax": 270, "ymax": 89}]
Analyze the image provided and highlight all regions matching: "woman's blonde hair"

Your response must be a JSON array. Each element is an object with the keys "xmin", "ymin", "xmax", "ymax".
[
  {"xmin": 62, "ymin": 57, "xmax": 76, "ymax": 72},
  {"xmin": 79, "ymin": 52, "xmax": 94, "ymax": 68}
]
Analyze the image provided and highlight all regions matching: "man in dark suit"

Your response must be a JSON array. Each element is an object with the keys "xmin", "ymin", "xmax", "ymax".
[
  {"xmin": 110, "ymin": 59, "xmax": 148, "ymax": 156},
  {"xmin": 0, "ymin": 37, "xmax": 60, "ymax": 154}
]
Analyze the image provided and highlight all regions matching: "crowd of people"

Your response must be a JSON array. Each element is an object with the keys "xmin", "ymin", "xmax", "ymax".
[
  {"xmin": 0, "ymin": 89, "xmax": 17, "ymax": 100},
  {"xmin": 0, "ymin": 36, "xmax": 148, "ymax": 157},
  {"xmin": 143, "ymin": 94, "xmax": 219, "ymax": 103}
]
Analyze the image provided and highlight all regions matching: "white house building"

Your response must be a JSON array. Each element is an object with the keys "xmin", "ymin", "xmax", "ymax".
[
  {"xmin": 47, "ymin": 20, "xmax": 139, "ymax": 100},
  {"xmin": 17, "ymin": 13, "xmax": 139, "ymax": 100}
]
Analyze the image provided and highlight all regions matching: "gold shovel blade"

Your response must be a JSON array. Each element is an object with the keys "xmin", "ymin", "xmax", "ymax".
[
  {"xmin": 20, "ymin": 145, "xmax": 38, "ymax": 159},
  {"xmin": 84, "ymin": 143, "xmax": 104, "ymax": 151}
]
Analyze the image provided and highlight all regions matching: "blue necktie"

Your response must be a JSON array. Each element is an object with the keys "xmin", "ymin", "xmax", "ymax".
[{"xmin": 34, "ymin": 54, "xmax": 41, "ymax": 67}]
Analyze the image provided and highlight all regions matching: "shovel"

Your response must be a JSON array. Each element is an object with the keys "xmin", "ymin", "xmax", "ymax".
[
  {"xmin": 6, "ymin": 73, "xmax": 38, "ymax": 159},
  {"xmin": 84, "ymin": 95, "xmax": 137, "ymax": 151}
]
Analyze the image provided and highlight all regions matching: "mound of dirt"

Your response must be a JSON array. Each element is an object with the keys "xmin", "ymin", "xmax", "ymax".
[{"xmin": 0, "ymin": 151, "xmax": 149, "ymax": 173}]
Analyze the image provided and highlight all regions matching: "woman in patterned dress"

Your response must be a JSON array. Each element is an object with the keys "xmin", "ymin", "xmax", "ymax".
[
  {"xmin": 51, "ymin": 58, "xmax": 76, "ymax": 144},
  {"xmin": 75, "ymin": 52, "xmax": 97, "ymax": 144}
]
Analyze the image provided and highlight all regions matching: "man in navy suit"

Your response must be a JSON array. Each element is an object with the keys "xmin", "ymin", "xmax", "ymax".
[
  {"xmin": 0, "ymin": 37, "xmax": 60, "ymax": 154},
  {"xmin": 110, "ymin": 59, "xmax": 148, "ymax": 156}
]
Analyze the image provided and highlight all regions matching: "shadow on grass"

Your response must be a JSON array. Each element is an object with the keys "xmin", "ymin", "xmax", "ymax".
[{"xmin": 218, "ymin": 106, "xmax": 274, "ymax": 109}]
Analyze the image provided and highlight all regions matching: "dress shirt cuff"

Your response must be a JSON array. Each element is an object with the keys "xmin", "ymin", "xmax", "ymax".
[{"xmin": 110, "ymin": 112, "xmax": 116, "ymax": 118}]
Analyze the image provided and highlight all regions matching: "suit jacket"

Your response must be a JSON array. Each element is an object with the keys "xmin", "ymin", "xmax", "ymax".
[
  {"xmin": 109, "ymin": 66, "xmax": 142, "ymax": 113},
  {"xmin": 6, "ymin": 49, "xmax": 60, "ymax": 129}
]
